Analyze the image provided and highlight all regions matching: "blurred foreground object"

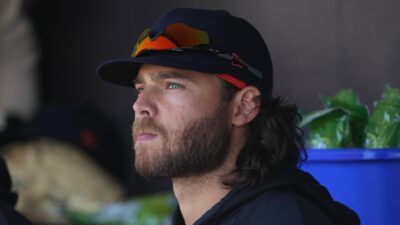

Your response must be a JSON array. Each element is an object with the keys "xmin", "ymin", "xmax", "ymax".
[
  {"xmin": 0, "ymin": 157, "xmax": 33, "ymax": 225},
  {"xmin": 301, "ymin": 86, "xmax": 400, "ymax": 148},
  {"xmin": 20, "ymin": 104, "xmax": 126, "ymax": 182},
  {"xmin": 1, "ymin": 139, "xmax": 123, "ymax": 224},
  {"xmin": 0, "ymin": 0, "xmax": 39, "ymax": 130},
  {"xmin": 66, "ymin": 193, "xmax": 175, "ymax": 225}
]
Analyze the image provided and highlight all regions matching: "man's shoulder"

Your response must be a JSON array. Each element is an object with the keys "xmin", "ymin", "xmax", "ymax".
[
  {"xmin": 227, "ymin": 189, "xmax": 304, "ymax": 225},
  {"xmin": 224, "ymin": 189, "xmax": 334, "ymax": 225}
]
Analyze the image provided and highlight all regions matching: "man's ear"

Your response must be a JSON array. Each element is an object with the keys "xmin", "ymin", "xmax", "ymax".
[{"xmin": 231, "ymin": 86, "xmax": 261, "ymax": 126}]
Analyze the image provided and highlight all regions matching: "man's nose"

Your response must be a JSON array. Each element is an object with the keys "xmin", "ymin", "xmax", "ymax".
[{"xmin": 132, "ymin": 89, "xmax": 157, "ymax": 118}]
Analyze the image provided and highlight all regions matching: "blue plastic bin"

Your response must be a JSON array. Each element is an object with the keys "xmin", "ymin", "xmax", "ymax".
[{"xmin": 301, "ymin": 149, "xmax": 400, "ymax": 225}]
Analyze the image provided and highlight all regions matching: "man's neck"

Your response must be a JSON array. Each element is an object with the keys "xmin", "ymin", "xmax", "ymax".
[
  {"xmin": 172, "ymin": 127, "xmax": 246, "ymax": 225},
  {"xmin": 172, "ymin": 173, "xmax": 231, "ymax": 225}
]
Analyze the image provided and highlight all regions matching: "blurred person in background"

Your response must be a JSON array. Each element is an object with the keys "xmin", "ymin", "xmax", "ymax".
[
  {"xmin": 98, "ymin": 8, "xmax": 360, "ymax": 225},
  {"xmin": 0, "ymin": 0, "xmax": 38, "ymax": 132}
]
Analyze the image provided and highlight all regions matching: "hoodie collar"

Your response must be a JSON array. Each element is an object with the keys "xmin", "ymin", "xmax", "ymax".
[{"xmin": 172, "ymin": 168, "xmax": 359, "ymax": 225}]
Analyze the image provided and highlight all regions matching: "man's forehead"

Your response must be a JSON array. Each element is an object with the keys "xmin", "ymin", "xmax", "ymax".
[{"xmin": 134, "ymin": 64, "xmax": 212, "ymax": 84}]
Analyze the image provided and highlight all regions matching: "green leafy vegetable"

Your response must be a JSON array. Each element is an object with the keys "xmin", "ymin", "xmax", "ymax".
[
  {"xmin": 301, "ymin": 89, "xmax": 368, "ymax": 148},
  {"xmin": 65, "ymin": 193, "xmax": 175, "ymax": 225},
  {"xmin": 364, "ymin": 86, "xmax": 400, "ymax": 148}
]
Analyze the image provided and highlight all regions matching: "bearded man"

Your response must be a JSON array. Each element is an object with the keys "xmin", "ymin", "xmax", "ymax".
[{"xmin": 98, "ymin": 8, "xmax": 360, "ymax": 225}]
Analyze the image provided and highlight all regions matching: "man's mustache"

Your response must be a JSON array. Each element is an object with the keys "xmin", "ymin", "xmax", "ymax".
[{"xmin": 133, "ymin": 117, "xmax": 167, "ymax": 140}]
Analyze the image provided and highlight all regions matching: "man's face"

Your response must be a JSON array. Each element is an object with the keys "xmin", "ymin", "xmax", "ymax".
[{"xmin": 132, "ymin": 64, "xmax": 232, "ymax": 179}]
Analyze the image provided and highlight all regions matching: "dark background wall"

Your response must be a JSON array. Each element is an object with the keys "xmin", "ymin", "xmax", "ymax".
[{"xmin": 30, "ymin": 0, "xmax": 400, "ymax": 195}]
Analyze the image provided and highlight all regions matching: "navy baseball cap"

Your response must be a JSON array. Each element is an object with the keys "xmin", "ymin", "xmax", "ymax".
[{"xmin": 97, "ymin": 8, "xmax": 273, "ymax": 98}]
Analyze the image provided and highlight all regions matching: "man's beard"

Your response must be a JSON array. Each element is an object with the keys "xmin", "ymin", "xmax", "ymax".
[{"xmin": 132, "ymin": 103, "xmax": 231, "ymax": 179}]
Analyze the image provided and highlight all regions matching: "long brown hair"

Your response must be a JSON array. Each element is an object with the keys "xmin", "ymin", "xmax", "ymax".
[{"xmin": 220, "ymin": 82, "xmax": 307, "ymax": 188}]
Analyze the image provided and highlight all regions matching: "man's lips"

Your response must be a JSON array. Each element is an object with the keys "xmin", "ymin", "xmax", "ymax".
[{"xmin": 136, "ymin": 133, "xmax": 158, "ymax": 141}]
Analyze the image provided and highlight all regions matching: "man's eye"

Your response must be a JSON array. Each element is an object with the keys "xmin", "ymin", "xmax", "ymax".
[
  {"xmin": 167, "ymin": 83, "xmax": 183, "ymax": 89},
  {"xmin": 134, "ymin": 87, "xmax": 144, "ymax": 94}
]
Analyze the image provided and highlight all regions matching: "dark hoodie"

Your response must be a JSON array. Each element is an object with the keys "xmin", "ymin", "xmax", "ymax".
[
  {"xmin": 0, "ymin": 157, "xmax": 34, "ymax": 225},
  {"xmin": 172, "ymin": 168, "xmax": 360, "ymax": 225}
]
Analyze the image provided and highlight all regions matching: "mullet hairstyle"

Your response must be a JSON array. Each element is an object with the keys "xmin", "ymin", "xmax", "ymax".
[{"xmin": 219, "ymin": 81, "xmax": 307, "ymax": 189}]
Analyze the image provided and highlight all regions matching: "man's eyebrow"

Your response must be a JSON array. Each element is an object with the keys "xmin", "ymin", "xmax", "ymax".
[{"xmin": 134, "ymin": 71, "xmax": 196, "ymax": 84}]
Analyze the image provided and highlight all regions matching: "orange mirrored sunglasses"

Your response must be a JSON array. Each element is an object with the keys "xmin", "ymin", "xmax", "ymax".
[{"xmin": 132, "ymin": 23, "xmax": 209, "ymax": 57}]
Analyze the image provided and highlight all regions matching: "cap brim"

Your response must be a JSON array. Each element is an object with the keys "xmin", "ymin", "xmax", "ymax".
[{"xmin": 97, "ymin": 51, "xmax": 222, "ymax": 87}]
